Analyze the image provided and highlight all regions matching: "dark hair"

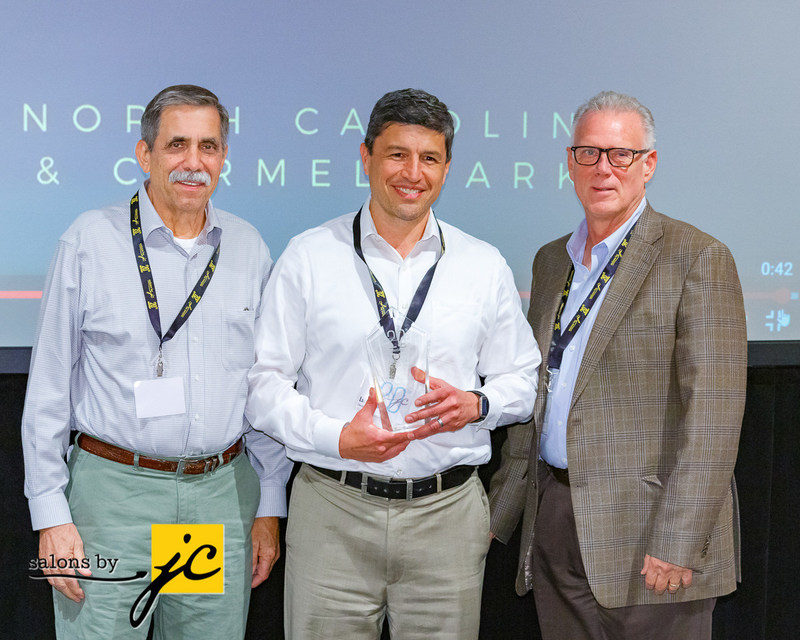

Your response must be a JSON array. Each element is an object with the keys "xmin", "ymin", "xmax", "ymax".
[
  {"xmin": 140, "ymin": 84, "xmax": 229, "ymax": 149},
  {"xmin": 364, "ymin": 88, "xmax": 454, "ymax": 161}
]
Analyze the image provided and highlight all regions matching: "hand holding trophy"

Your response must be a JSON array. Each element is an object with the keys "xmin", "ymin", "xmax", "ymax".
[{"xmin": 365, "ymin": 307, "xmax": 430, "ymax": 432}]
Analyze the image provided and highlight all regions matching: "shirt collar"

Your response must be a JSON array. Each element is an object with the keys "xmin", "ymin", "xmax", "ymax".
[
  {"xmin": 359, "ymin": 196, "xmax": 442, "ymax": 257},
  {"xmin": 138, "ymin": 180, "xmax": 221, "ymax": 246},
  {"xmin": 566, "ymin": 196, "xmax": 646, "ymax": 269}
]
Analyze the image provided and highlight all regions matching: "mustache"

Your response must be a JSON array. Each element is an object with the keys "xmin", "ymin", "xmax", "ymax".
[{"xmin": 169, "ymin": 170, "xmax": 211, "ymax": 186}]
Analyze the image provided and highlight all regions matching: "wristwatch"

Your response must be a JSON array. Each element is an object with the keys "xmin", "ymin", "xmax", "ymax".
[{"xmin": 470, "ymin": 390, "xmax": 489, "ymax": 423}]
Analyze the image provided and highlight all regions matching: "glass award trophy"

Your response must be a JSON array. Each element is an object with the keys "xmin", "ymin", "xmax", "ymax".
[{"xmin": 365, "ymin": 308, "xmax": 430, "ymax": 432}]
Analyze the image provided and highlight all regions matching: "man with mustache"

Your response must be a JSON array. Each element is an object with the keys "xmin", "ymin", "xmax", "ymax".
[{"xmin": 22, "ymin": 84, "xmax": 292, "ymax": 638}]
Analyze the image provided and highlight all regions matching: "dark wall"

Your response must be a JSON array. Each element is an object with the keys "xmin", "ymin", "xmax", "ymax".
[{"xmin": 3, "ymin": 368, "xmax": 798, "ymax": 639}]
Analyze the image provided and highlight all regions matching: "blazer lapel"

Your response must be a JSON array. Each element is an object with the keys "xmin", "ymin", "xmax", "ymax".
[
  {"xmin": 571, "ymin": 205, "xmax": 664, "ymax": 407},
  {"xmin": 531, "ymin": 244, "xmax": 574, "ymax": 425}
]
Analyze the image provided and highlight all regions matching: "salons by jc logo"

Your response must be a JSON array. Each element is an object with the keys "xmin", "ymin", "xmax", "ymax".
[{"xmin": 29, "ymin": 524, "xmax": 225, "ymax": 629}]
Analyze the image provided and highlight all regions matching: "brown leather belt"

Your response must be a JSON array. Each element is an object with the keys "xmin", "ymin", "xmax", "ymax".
[
  {"xmin": 77, "ymin": 433, "xmax": 244, "ymax": 475},
  {"xmin": 545, "ymin": 462, "xmax": 570, "ymax": 486},
  {"xmin": 310, "ymin": 463, "xmax": 476, "ymax": 500}
]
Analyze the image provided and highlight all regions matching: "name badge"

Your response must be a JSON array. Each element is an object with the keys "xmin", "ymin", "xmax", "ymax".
[{"xmin": 133, "ymin": 377, "xmax": 186, "ymax": 419}]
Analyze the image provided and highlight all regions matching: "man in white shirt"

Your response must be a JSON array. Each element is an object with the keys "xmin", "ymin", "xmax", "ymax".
[{"xmin": 246, "ymin": 88, "xmax": 541, "ymax": 639}]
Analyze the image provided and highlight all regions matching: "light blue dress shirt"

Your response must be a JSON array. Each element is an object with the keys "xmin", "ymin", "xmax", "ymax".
[
  {"xmin": 540, "ymin": 198, "xmax": 646, "ymax": 468},
  {"xmin": 22, "ymin": 183, "xmax": 293, "ymax": 530}
]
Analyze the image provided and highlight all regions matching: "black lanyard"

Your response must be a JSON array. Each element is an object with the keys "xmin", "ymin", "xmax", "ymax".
[
  {"xmin": 548, "ymin": 223, "xmax": 636, "ymax": 371},
  {"xmin": 130, "ymin": 191, "xmax": 220, "ymax": 376},
  {"xmin": 352, "ymin": 207, "xmax": 445, "ymax": 354}
]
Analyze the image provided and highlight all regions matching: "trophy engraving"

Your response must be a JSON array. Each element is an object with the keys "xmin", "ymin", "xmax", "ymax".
[{"xmin": 365, "ymin": 308, "xmax": 429, "ymax": 432}]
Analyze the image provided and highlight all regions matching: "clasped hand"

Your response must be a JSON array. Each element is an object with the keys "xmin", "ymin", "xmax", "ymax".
[{"xmin": 338, "ymin": 367, "xmax": 480, "ymax": 462}]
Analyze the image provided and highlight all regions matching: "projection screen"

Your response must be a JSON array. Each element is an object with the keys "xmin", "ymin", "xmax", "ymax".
[{"xmin": 2, "ymin": 1, "xmax": 798, "ymax": 370}]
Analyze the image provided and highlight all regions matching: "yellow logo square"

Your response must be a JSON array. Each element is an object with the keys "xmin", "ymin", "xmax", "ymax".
[{"xmin": 150, "ymin": 524, "xmax": 224, "ymax": 594}]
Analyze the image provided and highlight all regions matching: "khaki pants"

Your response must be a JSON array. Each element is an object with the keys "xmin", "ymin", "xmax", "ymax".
[{"xmin": 285, "ymin": 464, "xmax": 491, "ymax": 640}]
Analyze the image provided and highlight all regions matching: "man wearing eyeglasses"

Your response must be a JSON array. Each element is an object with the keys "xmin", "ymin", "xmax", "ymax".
[{"xmin": 489, "ymin": 91, "xmax": 747, "ymax": 639}]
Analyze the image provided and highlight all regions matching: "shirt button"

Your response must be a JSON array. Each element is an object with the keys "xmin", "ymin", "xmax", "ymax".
[
  {"xmin": 569, "ymin": 345, "xmax": 576, "ymax": 351},
  {"xmin": 194, "ymin": 414, "xmax": 200, "ymax": 421},
  {"xmin": 192, "ymin": 336, "xmax": 199, "ymax": 343},
  {"xmin": 194, "ymin": 375, "xmax": 200, "ymax": 382}
]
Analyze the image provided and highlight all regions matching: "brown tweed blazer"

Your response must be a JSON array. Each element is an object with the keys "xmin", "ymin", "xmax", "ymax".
[{"xmin": 489, "ymin": 204, "xmax": 747, "ymax": 608}]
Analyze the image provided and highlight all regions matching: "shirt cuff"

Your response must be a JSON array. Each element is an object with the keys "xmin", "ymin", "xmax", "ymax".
[
  {"xmin": 255, "ymin": 484, "xmax": 289, "ymax": 518},
  {"xmin": 314, "ymin": 417, "xmax": 347, "ymax": 459},
  {"xmin": 29, "ymin": 493, "xmax": 73, "ymax": 531}
]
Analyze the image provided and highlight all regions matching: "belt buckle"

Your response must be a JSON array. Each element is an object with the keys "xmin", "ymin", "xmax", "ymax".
[
  {"xmin": 203, "ymin": 454, "xmax": 223, "ymax": 474},
  {"xmin": 175, "ymin": 456, "xmax": 201, "ymax": 475},
  {"xmin": 360, "ymin": 472, "xmax": 395, "ymax": 499},
  {"xmin": 405, "ymin": 478, "xmax": 414, "ymax": 500}
]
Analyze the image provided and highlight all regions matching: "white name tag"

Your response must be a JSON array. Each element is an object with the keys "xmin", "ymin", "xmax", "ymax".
[{"xmin": 133, "ymin": 377, "xmax": 186, "ymax": 419}]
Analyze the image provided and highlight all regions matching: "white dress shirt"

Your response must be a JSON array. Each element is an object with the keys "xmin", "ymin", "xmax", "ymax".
[{"xmin": 246, "ymin": 201, "xmax": 541, "ymax": 478}]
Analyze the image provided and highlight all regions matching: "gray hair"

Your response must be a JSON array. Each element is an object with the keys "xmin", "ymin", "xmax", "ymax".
[
  {"xmin": 140, "ymin": 84, "xmax": 229, "ymax": 149},
  {"xmin": 573, "ymin": 91, "xmax": 656, "ymax": 149}
]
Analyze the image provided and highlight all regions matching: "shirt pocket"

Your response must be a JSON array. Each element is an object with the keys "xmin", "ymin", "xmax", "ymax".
[{"xmin": 222, "ymin": 309, "xmax": 256, "ymax": 371}]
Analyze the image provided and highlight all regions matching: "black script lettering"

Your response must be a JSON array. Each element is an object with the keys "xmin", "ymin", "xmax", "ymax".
[{"xmin": 129, "ymin": 534, "xmax": 220, "ymax": 628}]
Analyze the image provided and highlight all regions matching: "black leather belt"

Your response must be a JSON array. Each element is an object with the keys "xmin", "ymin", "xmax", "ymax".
[
  {"xmin": 545, "ymin": 462, "xmax": 570, "ymax": 486},
  {"xmin": 309, "ymin": 464, "xmax": 476, "ymax": 500}
]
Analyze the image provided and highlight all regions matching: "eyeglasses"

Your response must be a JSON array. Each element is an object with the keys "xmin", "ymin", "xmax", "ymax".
[{"xmin": 570, "ymin": 146, "xmax": 650, "ymax": 168}]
